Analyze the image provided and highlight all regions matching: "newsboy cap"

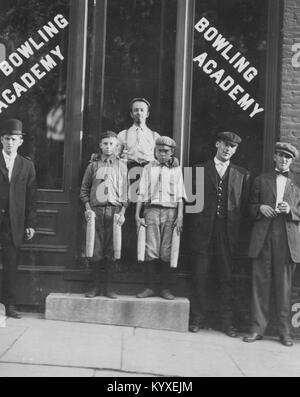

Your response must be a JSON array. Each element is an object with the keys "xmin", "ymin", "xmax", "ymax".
[
  {"xmin": 130, "ymin": 97, "xmax": 151, "ymax": 109},
  {"xmin": 216, "ymin": 131, "xmax": 242, "ymax": 146},
  {"xmin": 0, "ymin": 119, "xmax": 25, "ymax": 136},
  {"xmin": 99, "ymin": 130, "xmax": 118, "ymax": 141},
  {"xmin": 275, "ymin": 142, "xmax": 299, "ymax": 159},
  {"xmin": 156, "ymin": 136, "xmax": 176, "ymax": 148}
]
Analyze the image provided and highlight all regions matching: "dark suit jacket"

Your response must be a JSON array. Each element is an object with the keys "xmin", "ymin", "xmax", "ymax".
[
  {"xmin": 248, "ymin": 171, "xmax": 300, "ymax": 263},
  {"xmin": 0, "ymin": 152, "xmax": 37, "ymax": 247},
  {"xmin": 188, "ymin": 160, "xmax": 251, "ymax": 255}
]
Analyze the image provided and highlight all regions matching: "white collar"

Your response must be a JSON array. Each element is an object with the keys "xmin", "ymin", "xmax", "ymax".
[
  {"xmin": 214, "ymin": 157, "xmax": 230, "ymax": 168},
  {"xmin": 132, "ymin": 123, "xmax": 149, "ymax": 132},
  {"xmin": 2, "ymin": 150, "xmax": 17, "ymax": 162}
]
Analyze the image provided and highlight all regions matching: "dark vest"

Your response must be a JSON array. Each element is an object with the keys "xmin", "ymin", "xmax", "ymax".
[{"xmin": 216, "ymin": 167, "xmax": 229, "ymax": 219}]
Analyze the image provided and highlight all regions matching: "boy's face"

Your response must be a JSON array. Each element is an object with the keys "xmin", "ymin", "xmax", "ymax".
[
  {"xmin": 215, "ymin": 140, "xmax": 237, "ymax": 162},
  {"xmin": 130, "ymin": 101, "xmax": 149, "ymax": 125},
  {"xmin": 156, "ymin": 145, "xmax": 173, "ymax": 164},
  {"xmin": 99, "ymin": 137, "xmax": 117, "ymax": 156},
  {"xmin": 1, "ymin": 134, "xmax": 23, "ymax": 155},
  {"xmin": 274, "ymin": 151, "xmax": 293, "ymax": 171}
]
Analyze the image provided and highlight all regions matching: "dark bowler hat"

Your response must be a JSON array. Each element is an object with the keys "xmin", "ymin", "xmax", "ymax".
[
  {"xmin": 275, "ymin": 142, "xmax": 299, "ymax": 159},
  {"xmin": 156, "ymin": 136, "xmax": 176, "ymax": 148},
  {"xmin": 99, "ymin": 130, "xmax": 118, "ymax": 141},
  {"xmin": 130, "ymin": 97, "xmax": 151, "ymax": 110},
  {"xmin": 0, "ymin": 119, "xmax": 25, "ymax": 136},
  {"xmin": 216, "ymin": 131, "xmax": 242, "ymax": 146}
]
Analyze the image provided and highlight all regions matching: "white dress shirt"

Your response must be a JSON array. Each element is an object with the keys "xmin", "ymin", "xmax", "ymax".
[
  {"xmin": 138, "ymin": 160, "xmax": 187, "ymax": 207},
  {"xmin": 2, "ymin": 150, "xmax": 17, "ymax": 182},
  {"xmin": 275, "ymin": 168, "xmax": 289, "ymax": 210},
  {"xmin": 214, "ymin": 157, "xmax": 230, "ymax": 178},
  {"xmin": 118, "ymin": 124, "xmax": 160, "ymax": 164}
]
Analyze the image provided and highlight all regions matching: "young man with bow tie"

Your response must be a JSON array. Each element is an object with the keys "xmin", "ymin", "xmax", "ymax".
[
  {"xmin": 0, "ymin": 119, "xmax": 37, "ymax": 319},
  {"xmin": 189, "ymin": 131, "xmax": 251, "ymax": 337},
  {"xmin": 244, "ymin": 142, "xmax": 300, "ymax": 347}
]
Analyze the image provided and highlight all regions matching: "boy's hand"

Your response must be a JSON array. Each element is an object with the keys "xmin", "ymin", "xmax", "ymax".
[
  {"xmin": 25, "ymin": 228, "xmax": 35, "ymax": 240},
  {"xmin": 174, "ymin": 216, "xmax": 183, "ymax": 234},
  {"xmin": 85, "ymin": 209, "xmax": 95, "ymax": 222},
  {"xmin": 259, "ymin": 205, "xmax": 277, "ymax": 218},
  {"xmin": 136, "ymin": 217, "xmax": 146, "ymax": 229},
  {"xmin": 277, "ymin": 201, "xmax": 291, "ymax": 214},
  {"xmin": 115, "ymin": 213, "xmax": 125, "ymax": 226}
]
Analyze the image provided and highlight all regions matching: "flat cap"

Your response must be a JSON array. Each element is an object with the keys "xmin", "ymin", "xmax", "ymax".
[
  {"xmin": 155, "ymin": 136, "xmax": 176, "ymax": 148},
  {"xmin": 0, "ymin": 119, "xmax": 25, "ymax": 136},
  {"xmin": 275, "ymin": 142, "xmax": 299, "ymax": 159},
  {"xmin": 99, "ymin": 130, "xmax": 118, "ymax": 140},
  {"xmin": 216, "ymin": 131, "xmax": 241, "ymax": 146},
  {"xmin": 130, "ymin": 97, "xmax": 151, "ymax": 109}
]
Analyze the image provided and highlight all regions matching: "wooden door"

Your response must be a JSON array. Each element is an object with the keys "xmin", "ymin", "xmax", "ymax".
[{"xmin": 0, "ymin": 0, "xmax": 88, "ymax": 305}]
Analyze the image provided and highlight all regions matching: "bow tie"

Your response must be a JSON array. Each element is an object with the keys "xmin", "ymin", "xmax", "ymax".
[{"xmin": 275, "ymin": 170, "xmax": 289, "ymax": 178}]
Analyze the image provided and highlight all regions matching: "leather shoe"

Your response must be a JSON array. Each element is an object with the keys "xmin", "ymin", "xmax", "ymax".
[
  {"xmin": 160, "ymin": 289, "xmax": 175, "ymax": 300},
  {"xmin": 85, "ymin": 287, "xmax": 100, "ymax": 298},
  {"xmin": 136, "ymin": 288, "xmax": 155, "ymax": 298},
  {"xmin": 6, "ymin": 305, "xmax": 21, "ymax": 319},
  {"xmin": 105, "ymin": 290, "xmax": 118, "ymax": 299},
  {"xmin": 223, "ymin": 325, "xmax": 238, "ymax": 338},
  {"xmin": 279, "ymin": 335, "xmax": 293, "ymax": 347},
  {"xmin": 243, "ymin": 332, "xmax": 263, "ymax": 343},
  {"xmin": 189, "ymin": 323, "xmax": 201, "ymax": 333},
  {"xmin": 189, "ymin": 318, "xmax": 204, "ymax": 333}
]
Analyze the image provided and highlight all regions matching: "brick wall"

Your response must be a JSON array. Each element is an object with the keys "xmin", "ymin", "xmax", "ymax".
[
  {"xmin": 280, "ymin": 0, "xmax": 300, "ymax": 177},
  {"xmin": 280, "ymin": 0, "xmax": 300, "ymax": 338}
]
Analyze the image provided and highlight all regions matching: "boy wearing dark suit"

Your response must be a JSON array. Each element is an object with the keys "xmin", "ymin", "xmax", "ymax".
[{"xmin": 244, "ymin": 142, "xmax": 300, "ymax": 347}]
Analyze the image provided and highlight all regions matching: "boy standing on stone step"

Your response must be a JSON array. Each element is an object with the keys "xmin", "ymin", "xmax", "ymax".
[
  {"xmin": 135, "ymin": 136, "xmax": 186, "ymax": 300},
  {"xmin": 80, "ymin": 131, "xmax": 128, "ymax": 298}
]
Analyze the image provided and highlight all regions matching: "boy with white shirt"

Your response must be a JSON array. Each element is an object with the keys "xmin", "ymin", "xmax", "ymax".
[
  {"xmin": 244, "ymin": 142, "xmax": 300, "ymax": 347},
  {"xmin": 118, "ymin": 98, "xmax": 160, "ymax": 168},
  {"xmin": 135, "ymin": 136, "xmax": 186, "ymax": 300}
]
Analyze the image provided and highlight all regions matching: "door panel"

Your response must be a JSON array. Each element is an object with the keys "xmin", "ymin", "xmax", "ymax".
[{"xmin": 0, "ymin": 0, "xmax": 87, "ymax": 281}]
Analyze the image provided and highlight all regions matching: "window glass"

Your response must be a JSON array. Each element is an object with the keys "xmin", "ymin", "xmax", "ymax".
[
  {"xmin": 0, "ymin": 0, "xmax": 70, "ymax": 189},
  {"xmin": 190, "ymin": 0, "xmax": 268, "ymax": 175},
  {"xmin": 103, "ymin": 0, "xmax": 178, "ymax": 135}
]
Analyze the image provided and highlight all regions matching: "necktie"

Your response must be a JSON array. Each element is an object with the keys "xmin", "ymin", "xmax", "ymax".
[
  {"xmin": 275, "ymin": 170, "xmax": 289, "ymax": 178},
  {"xmin": 216, "ymin": 163, "xmax": 226, "ymax": 178},
  {"xmin": 6, "ymin": 158, "xmax": 13, "ymax": 181}
]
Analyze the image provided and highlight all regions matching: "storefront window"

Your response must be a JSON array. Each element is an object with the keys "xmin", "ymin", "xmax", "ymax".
[
  {"xmin": 190, "ymin": 0, "xmax": 268, "ymax": 175},
  {"xmin": 0, "ymin": 0, "xmax": 70, "ymax": 189}
]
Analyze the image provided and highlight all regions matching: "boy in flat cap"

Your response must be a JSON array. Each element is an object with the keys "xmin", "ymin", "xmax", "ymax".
[
  {"xmin": 80, "ymin": 131, "xmax": 128, "ymax": 298},
  {"xmin": 0, "ymin": 119, "xmax": 37, "ymax": 319},
  {"xmin": 135, "ymin": 136, "xmax": 186, "ymax": 299},
  {"xmin": 243, "ymin": 142, "xmax": 300, "ymax": 346},
  {"xmin": 189, "ymin": 131, "xmax": 251, "ymax": 337}
]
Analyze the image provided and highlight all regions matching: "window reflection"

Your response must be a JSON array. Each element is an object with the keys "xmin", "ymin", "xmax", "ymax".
[
  {"xmin": 190, "ymin": 0, "xmax": 268, "ymax": 176},
  {"xmin": 0, "ymin": 0, "xmax": 69, "ymax": 189},
  {"xmin": 0, "ymin": 43, "xmax": 5, "ymax": 62}
]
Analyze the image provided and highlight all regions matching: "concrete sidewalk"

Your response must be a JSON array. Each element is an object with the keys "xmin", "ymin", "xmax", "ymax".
[{"xmin": 0, "ymin": 312, "xmax": 300, "ymax": 377}]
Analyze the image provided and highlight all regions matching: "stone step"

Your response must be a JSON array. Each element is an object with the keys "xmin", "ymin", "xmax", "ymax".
[{"xmin": 45, "ymin": 293, "xmax": 190, "ymax": 333}]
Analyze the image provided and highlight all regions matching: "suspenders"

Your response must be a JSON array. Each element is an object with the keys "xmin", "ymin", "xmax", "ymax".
[{"xmin": 123, "ymin": 128, "xmax": 156, "ymax": 163}]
